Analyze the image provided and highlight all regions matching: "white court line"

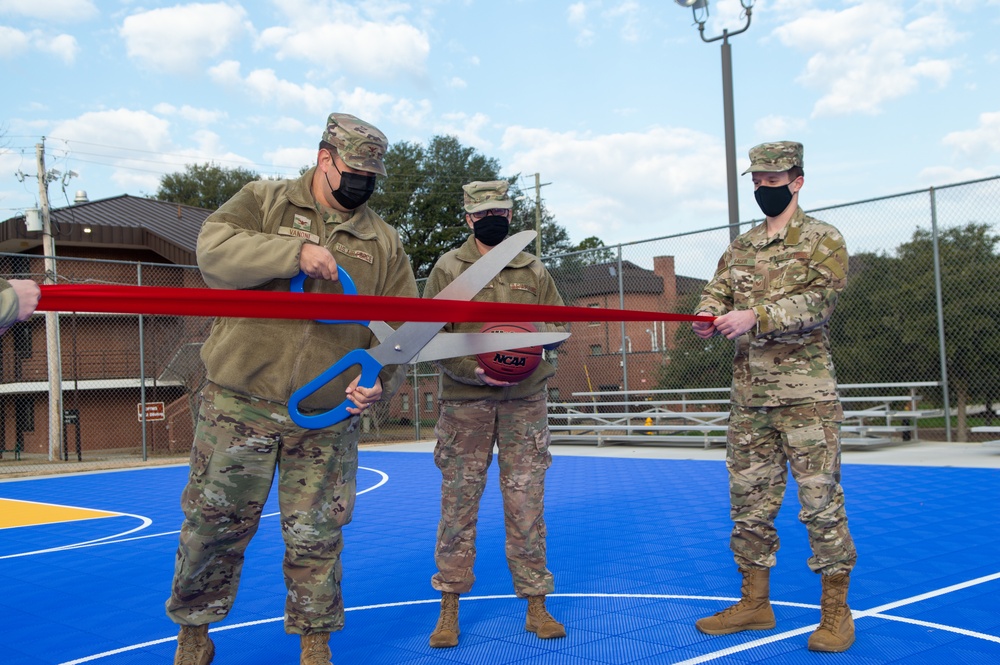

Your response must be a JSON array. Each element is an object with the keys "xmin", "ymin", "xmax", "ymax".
[
  {"xmin": 57, "ymin": 585, "xmax": 1000, "ymax": 665},
  {"xmin": 670, "ymin": 572, "xmax": 1000, "ymax": 665},
  {"xmin": 0, "ymin": 512, "xmax": 153, "ymax": 560},
  {"xmin": 0, "ymin": 466, "xmax": 389, "ymax": 559}
]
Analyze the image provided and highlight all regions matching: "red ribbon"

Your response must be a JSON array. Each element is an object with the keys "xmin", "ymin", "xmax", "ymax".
[{"xmin": 36, "ymin": 284, "xmax": 714, "ymax": 324}]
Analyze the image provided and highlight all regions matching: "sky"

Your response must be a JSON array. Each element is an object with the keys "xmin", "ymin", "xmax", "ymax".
[{"xmin": 2, "ymin": 0, "xmax": 999, "ymax": 264}]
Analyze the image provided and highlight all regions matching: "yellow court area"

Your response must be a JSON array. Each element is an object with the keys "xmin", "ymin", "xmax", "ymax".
[{"xmin": 0, "ymin": 498, "xmax": 121, "ymax": 529}]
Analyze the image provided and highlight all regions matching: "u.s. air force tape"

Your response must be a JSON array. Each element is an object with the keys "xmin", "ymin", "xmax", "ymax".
[{"xmin": 36, "ymin": 284, "xmax": 715, "ymax": 324}]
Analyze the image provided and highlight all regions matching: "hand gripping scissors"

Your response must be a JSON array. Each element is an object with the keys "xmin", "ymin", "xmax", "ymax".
[{"xmin": 287, "ymin": 230, "xmax": 570, "ymax": 429}]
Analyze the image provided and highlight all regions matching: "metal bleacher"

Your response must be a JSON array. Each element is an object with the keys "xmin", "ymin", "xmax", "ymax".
[{"xmin": 548, "ymin": 382, "xmax": 945, "ymax": 450}]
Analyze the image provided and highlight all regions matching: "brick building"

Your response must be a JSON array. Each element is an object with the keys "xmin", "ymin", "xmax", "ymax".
[
  {"xmin": 546, "ymin": 256, "xmax": 705, "ymax": 401},
  {"xmin": 0, "ymin": 195, "xmax": 212, "ymax": 459}
]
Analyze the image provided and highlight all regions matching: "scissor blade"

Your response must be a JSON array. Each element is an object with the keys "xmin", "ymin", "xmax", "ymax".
[
  {"xmin": 413, "ymin": 331, "xmax": 570, "ymax": 363},
  {"xmin": 369, "ymin": 230, "xmax": 537, "ymax": 365}
]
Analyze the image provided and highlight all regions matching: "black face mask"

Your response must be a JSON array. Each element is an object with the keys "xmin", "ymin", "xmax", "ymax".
[
  {"xmin": 472, "ymin": 215, "xmax": 510, "ymax": 246},
  {"xmin": 325, "ymin": 159, "xmax": 376, "ymax": 210},
  {"xmin": 754, "ymin": 183, "xmax": 794, "ymax": 218}
]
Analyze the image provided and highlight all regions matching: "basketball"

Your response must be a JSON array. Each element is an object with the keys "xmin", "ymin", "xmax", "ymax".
[{"xmin": 476, "ymin": 322, "xmax": 543, "ymax": 382}]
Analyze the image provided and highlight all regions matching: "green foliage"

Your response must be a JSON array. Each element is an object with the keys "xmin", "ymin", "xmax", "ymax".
[
  {"xmin": 368, "ymin": 136, "xmax": 579, "ymax": 279},
  {"xmin": 832, "ymin": 222, "xmax": 1000, "ymax": 411},
  {"xmin": 369, "ymin": 136, "xmax": 503, "ymax": 279},
  {"xmin": 656, "ymin": 292, "xmax": 733, "ymax": 390},
  {"xmin": 154, "ymin": 163, "xmax": 260, "ymax": 210}
]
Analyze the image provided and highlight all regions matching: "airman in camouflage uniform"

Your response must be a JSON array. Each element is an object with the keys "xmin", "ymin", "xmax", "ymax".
[
  {"xmin": 166, "ymin": 113, "xmax": 418, "ymax": 665},
  {"xmin": 423, "ymin": 181, "xmax": 568, "ymax": 648},
  {"xmin": 692, "ymin": 142, "xmax": 857, "ymax": 653}
]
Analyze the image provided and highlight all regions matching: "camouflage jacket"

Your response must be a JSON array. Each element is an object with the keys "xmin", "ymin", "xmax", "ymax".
[
  {"xmin": 423, "ymin": 235, "xmax": 566, "ymax": 402},
  {"xmin": 698, "ymin": 206, "xmax": 848, "ymax": 407},
  {"xmin": 197, "ymin": 167, "xmax": 418, "ymax": 411}
]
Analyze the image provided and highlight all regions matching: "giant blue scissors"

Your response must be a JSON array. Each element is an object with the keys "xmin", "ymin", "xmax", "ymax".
[{"xmin": 287, "ymin": 230, "xmax": 569, "ymax": 429}]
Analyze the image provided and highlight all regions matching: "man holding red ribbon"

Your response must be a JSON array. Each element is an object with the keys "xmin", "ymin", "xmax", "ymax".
[
  {"xmin": 165, "ymin": 113, "xmax": 418, "ymax": 665},
  {"xmin": 691, "ymin": 141, "xmax": 857, "ymax": 653}
]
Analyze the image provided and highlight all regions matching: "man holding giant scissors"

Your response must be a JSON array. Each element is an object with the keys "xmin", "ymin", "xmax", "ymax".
[
  {"xmin": 166, "ymin": 113, "xmax": 418, "ymax": 665},
  {"xmin": 424, "ymin": 181, "xmax": 568, "ymax": 648}
]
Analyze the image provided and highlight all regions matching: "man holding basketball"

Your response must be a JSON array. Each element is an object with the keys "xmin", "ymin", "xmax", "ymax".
[
  {"xmin": 422, "ymin": 180, "xmax": 568, "ymax": 648},
  {"xmin": 691, "ymin": 142, "xmax": 857, "ymax": 652}
]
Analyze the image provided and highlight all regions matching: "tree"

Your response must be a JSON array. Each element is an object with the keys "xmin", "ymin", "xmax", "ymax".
[
  {"xmin": 154, "ymin": 163, "xmax": 260, "ymax": 209},
  {"xmin": 656, "ymin": 292, "xmax": 734, "ymax": 390},
  {"xmin": 831, "ymin": 223, "xmax": 1000, "ymax": 439},
  {"xmin": 370, "ymin": 136, "xmax": 576, "ymax": 280},
  {"xmin": 368, "ymin": 136, "xmax": 502, "ymax": 279},
  {"xmin": 574, "ymin": 236, "xmax": 615, "ymax": 265}
]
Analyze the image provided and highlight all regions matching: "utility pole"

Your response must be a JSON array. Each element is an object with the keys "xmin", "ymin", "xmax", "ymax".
[
  {"xmin": 525, "ymin": 173, "xmax": 551, "ymax": 257},
  {"xmin": 36, "ymin": 140, "xmax": 63, "ymax": 461}
]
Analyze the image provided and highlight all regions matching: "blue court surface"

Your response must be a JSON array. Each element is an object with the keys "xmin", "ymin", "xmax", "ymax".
[{"xmin": 2, "ymin": 450, "xmax": 999, "ymax": 665}]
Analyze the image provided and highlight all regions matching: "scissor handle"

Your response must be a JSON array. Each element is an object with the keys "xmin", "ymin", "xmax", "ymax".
[
  {"xmin": 289, "ymin": 267, "xmax": 369, "ymax": 326},
  {"xmin": 288, "ymin": 348, "xmax": 383, "ymax": 429}
]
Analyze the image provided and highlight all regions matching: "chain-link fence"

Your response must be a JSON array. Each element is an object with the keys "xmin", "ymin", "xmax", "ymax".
[
  {"xmin": 537, "ymin": 175, "xmax": 1000, "ymax": 445},
  {"xmin": 2, "ymin": 176, "xmax": 998, "ymax": 476}
]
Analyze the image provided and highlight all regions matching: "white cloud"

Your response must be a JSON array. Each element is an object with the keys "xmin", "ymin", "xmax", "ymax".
[
  {"xmin": 258, "ymin": 1, "xmax": 429, "ymax": 80},
  {"xmin": 568, "ymin": 1, "xmax": 642, "ymax": 46},
  {"xmin": 47, "ymin": 109, "xmax": 174, "ymax": 194},
  {"xmin": 942, "ymin": 111, "xmax": 1000, "ymax": 162},
  {"xmin": 917, "ymin": 164, "xmax": 998, "ymax": 186},
  {"xmin": 753, "ymin": 114, "xmax": 807, "ymax": 138},
  {"xmin": 335, "ymin": 87, "xmax": 396, "ymax": 124},
  {"xmin": 605, "ymin": 1, "xmax": 640, "ymax": 43},
  {"xmin": 447, "ymin": 77, "xmax": 467, "ymax": 89},
  {"xmin": 0, "ymin": 0, "xmax": 97, "ymax": 22},
  {"xmin": 0, "ymin": 27, "xmax": 78, "ymax": 63},
  {"xmin": 39, "ymin": 33, "xmax": 78, "ymax": 64},
  {"xmin": 567, "ymin": 2, "xmax": 595, "ymax": 46},
  {"xmin": 501, "ymin": 125, "xmax": 726, "ymax": 243},
  {"xmin": 773, "ymin": 1, "xmax": 962, "ymax": 116},
  {"xmin": 120, "ymin": 3, "xmax": 249, "ymax": 74},
  {"xmin": 153, "ymin": 103, "xmax": 227, "ymax": 126},
  {"xmin": 388, "ymin": 98, "xmax": 433, "ymax": 130},
  {"xmin": 208, "ymin": 61, "xmax": 336, "ymax": 116},
  {"xmin": 264, "ymin": 147, "xmax": 314, "ymax": 173},
  {"xmin": 0, "ymin": 26, "xmax": 29, "ymax": 57},
  {"xmin": 435, "ymin": 112, "xmax": 492, "ymax": 150}
]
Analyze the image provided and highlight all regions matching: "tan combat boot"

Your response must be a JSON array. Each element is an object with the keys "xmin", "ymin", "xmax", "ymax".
[
  {"xmin": 174, "ymin": 625, "xmax": 214, "ymax": 665},
  {"xmin": 695, "ymin": 567, "xmax": 776, "ymax": 635},
  {"xmin": 807, "ymin": 572, "xmax": 855, "ymax": 652},
  {"xmin": 300, "ymin": 632, "xmax": 332, "ymax": 665},
  {"xmin": 429, "ymin": 592, "xmax": 460, "ymax": 648},
  {"xmin": 525, "ymin": 595, "xmax": 567, "ymax": 639}
]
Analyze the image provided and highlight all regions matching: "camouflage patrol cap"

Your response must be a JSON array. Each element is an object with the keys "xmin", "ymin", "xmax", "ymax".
[
  {"xmin": 462, "ymin": 180, "xmax": 514, "ymax": 213},
  {"xmin": 742, "ymin": 141, "xmax": 804, "ymax": 174},
  {"xmin": 322, "ymin": 113, "xmax": 388, "ymax": 176}
]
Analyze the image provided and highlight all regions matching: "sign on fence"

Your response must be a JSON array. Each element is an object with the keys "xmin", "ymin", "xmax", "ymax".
[{"xmin": 138, "ymin": 402, "xmax": 166, "ymax": 422}]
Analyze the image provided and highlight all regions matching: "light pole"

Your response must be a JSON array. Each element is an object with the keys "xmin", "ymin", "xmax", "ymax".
[{"xmin": 675, "ymin": 0, "xmax": 754, "ymax": 241}]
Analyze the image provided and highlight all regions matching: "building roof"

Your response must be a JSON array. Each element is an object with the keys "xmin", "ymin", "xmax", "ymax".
[
  {"xmin": 0, "ymin": 194, "xmax": 209, "ymax": 265},
  {"xmin": 557, "ymin": 260, "xmax": 664, "ymax": 298},
  {"xmin": 675, "ymin": 274, "xmax": 706, "ymax": 296}
]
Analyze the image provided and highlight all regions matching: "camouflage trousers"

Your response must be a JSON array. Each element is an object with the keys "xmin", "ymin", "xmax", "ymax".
[
  {"xmin": 727, "ymin": 401, "xmax": 857, "ymax": 575},
  {"xmin": 165, "ymin": 382, "xmax": 360, "ymax": 634},
  {"xmin": 431, "ymin": 391, "xmax": 555, "ymax": 598}
]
